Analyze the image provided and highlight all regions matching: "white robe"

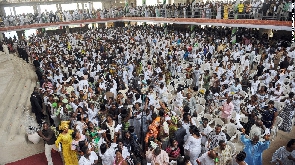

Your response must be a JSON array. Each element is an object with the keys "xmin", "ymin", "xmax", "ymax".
[{"xmin": 3, "ymin": 44, "xmax": 9, "ymax": 55}]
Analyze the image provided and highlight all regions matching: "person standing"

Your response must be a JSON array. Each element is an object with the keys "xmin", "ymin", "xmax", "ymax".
[
  {"xmin": 271, "ymin": 139, "xmax": 295, "ymax": 165},
  {"xmin": 174, "ymin": 121, "xmax": 186, "ymax": 156},
  {"xmin": 235, "ymin": 151, "xmax": 248, "ymax": 165},
  {"xmin": 2, "ymin": 42, "xmax": 9, "ymax": 55},
  {"xmin": 37, "ymin": 122, "xmax": 58, "ymax": 165},
  {"xmin": 240, "ymin": 128, "xmax": 270, "ymax": 165},
  {"xmin": 260, "ymin": 100, "xmax": 278, "ymax": 130},
  {"xmin": 207, "ymin": 125, "xmax": 227, "ymax": 150},
  {"xmin": 146, "ymin": 147, "xmax": 169, "ymax": 165},
  {"xmin": 220, "ymin": 97, "xmax": 234, "ymax": 124},
  {"xmin": 196, "ymin": 150, "xmax": 218, "ymax": 165},
  {"xmin": 213, "ymin": 140, "xmax": 233, "ymax": 165},
  {"xmin": 79, "ymin": 145, "xmax": 99, "ymax": 165},
  {"xmin": 198, "ymin": 118, "xmax": 212, "ymax": 154},
  {"xmin": 184, "ymin": 126, "xmax": 202, "ymax": 165},
  {"xmin": 30, "ymin": 87, "xmax": 44, "ymax": 125},
  {"xmin": 278, "ymin": 92, "xmax": 295, "ymax": 132},
  {"xmin": 55, "ymin": 121, "xmax": 78, "ymax": 165}
]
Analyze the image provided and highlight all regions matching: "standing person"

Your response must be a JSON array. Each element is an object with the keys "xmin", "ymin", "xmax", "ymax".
[
  {"xmin": 207, "ymin": 124, "xmax": 227, "ymax": 150},
  {"xmin": 146, "ymin": 146, "xmax": 170, "ymax": 165},
  {"xmin": 260, "ymin": 100, "xmax": 278, "ymax": 130},
  {"xmin": 174, "ymin": 121, "xmax": 187, "ymax": 156},
  {"xmin": 2, "ymin": 42, "xmax": 9, "ymax": 55},
  {"xmin": 240, "ymin": 128, "xmax": 270, "ymax": 165},
  {"xmin": 30, "ymin": 87, "xmax": 44, "ymax": 125},
  {"xmin": 55, "ymin": 121, "xmax": 78, "ymax": 165},
  {"xmin": 198, "ymin": 118, "xmax": 212, "ymax": 154},
  {"xmin": 278, "ymin": 92, "xmax": 295, "ymax": 132},
  {"xmin": 192, "ymin": 65, "xmax": 201, "ymax": 91},
  {"xmin": 271, "ymin": 139, "xmax": 295, "ymax": 165},
  {"xmin": 37, "ymin": 122, "xmax": 58, "ymax": 165},
  {"xmin": 114, "ymin": 149, "xmax": 128, "ymax": 165},
  {"xmin": 235, "ymin": 151, "xmax": 247, "ymax": 165},
  {"xmin": 184, "ymin": 126, "xmax": 202, "ymax": 165},
  {"xmin": 220, "ymin": 97, "xmax": 234, "ymax": 124},
  {"xmin": 99, "ymin": 132, "xmax": 119, "ymax": 165},
  {"xmin": 196, "ymin": 150, "xmax": 218, "ymax": 165},
  {"xmin": 79, "ymin": 145, "xmax": 99, "ymax": 165},
  {"xmin": 213, "ymin": 140, "xmax": 233, "ymax": 165}
]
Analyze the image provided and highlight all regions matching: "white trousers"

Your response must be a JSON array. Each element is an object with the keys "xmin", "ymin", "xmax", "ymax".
[{"xmin": 45, "ymin": 143, "xmax": 58, "ymax": 165}]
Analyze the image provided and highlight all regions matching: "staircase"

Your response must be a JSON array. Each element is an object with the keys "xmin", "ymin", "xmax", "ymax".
[{"xmin": 0, "ymin": 52, "xmax": 44, "ymax": 164}]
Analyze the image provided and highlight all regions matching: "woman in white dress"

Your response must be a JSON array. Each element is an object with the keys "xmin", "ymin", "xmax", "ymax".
[
  {"xmin": 251, "ymin": 76, "xmax": 260, "ymax": 95},
  {"xmin": 184, "ymin": 126, "xmax": 202, "ymax": 165},
  {"xmin": 87, "ymin": 103, "xmax": 99, "ymax": 126},
  {"xmin": 99, "ymin": 136, "xmax": 118, "ymax": 165}
]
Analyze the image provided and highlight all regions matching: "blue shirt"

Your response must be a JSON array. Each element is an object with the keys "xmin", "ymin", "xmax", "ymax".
[
  {"xmin": 231, "ymin": 84, "xmax": 242, "ymax": 93},
  {"xmin": 241, "ymin": 134, "xmax": 270, "ymax": 165}
]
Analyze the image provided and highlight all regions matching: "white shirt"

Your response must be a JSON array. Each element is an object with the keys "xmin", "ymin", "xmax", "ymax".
[
  {"xmin": 78, "ymin": 151, "xmax": 98, "ymax": 165},
  {"xmin": 99, "ymin": 143, "xmax": 117, "ymax": 165},
  {"xmin": 197, "ymin": 152, "xmax": 215, "ymax": 165}
]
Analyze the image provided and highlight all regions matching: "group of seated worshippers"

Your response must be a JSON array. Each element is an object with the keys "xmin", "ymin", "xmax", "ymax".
[{"xmin": 23, "ymin": 24, "xmax": 295, "ymax": 165}]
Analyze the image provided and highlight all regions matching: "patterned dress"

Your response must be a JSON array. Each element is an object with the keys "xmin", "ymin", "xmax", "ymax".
[
  {"xmin": 213, "ymin": 145, "xmax": 233, "ymax": 165},
  {"xmin": 271, "ymin": 146, "xmax": 295, "ymax": 165},
  {"xmin": 208, "ymin": 131, "xmax": 227, "ymax": 150},
  {"xmin": 278, "ymin": 99, "xmax": 295, "ymax": 132},
  {"xmin": 55, "ymin": 129, "xmax": 78, "ymax": 165},
  {"xmin": 166, "ymin": 146, "xmax": 181, "ymax": 158}
]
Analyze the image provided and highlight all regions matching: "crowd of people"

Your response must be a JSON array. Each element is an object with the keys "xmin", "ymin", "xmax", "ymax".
[
  {"xmin": 12, "ymin": 22, "xmax": 294, "ymax": 165},
  {"xmin": 0, "ymin": 0, "xmax": 292, "ymax": 27}
]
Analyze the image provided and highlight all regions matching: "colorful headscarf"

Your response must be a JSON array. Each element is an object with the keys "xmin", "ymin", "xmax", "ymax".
[
  {"xmin": 59, "ymin": 121, "xmax": 70, "ymax": 131},
  {"xmin": 171, "ymin": 116, "xmax": 178, "ymax": 125}
]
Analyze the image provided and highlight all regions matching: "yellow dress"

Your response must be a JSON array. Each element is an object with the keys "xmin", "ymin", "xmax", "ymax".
[
  {"xmin": 224, "ymin": 5, "xmax": 229, "ymax": 19},
  {"xmin": 55, "ymin": 129, "xmax": 78, "ymax": 165}
]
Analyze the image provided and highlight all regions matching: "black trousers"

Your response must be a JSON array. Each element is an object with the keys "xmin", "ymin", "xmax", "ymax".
[{"xmin": 33, "ymin": 110, "xmax": 43, "ymax": 125}]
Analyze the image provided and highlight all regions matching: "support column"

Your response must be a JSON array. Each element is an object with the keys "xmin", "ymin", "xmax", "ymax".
[
  {"xmin": 59, "ymin": 4, "xmax": 62, "ymax": 11},
  {"xmin": 66, "ymin": 26, "xmax": 70, "ymax": 33},
  {"xmin": 13, "ymin": 7, "xmax": 16, "ymax": 16},
  {"xmin": 77, "ymin": 3, "xmax": 80, "ymax": 10},
  {"xmin": 88, "ymin": 2, "xmax": 93, "ymax": 12},
  {"xmin": 56, "ymin": 4, "xmax": 62, "ymax": 11},
  {"xmin": 16, "ymin": 30, "xmax": 25, "ymax": 40},
  {"xmin": 0, "ymin": 32, "xmax": 3, "ymax": 41},
  {"xmin": 0, "ymin": 6, "xmax": 5, "ymax": 16},
  {"xmin": 33, "ymin": 5, "xmax": 38, "ymax": 14}
]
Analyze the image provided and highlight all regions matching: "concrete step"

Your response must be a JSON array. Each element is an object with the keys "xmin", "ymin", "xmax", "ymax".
[
  {"xmin": 0, "ymin": 61, "xmax": 26, "ymax": 128},
  {"xmin": 0, "ymin": 59, "xmax": 28, "ymax": 130},
  {"xmin": 6, "ymin": 72, "xmax": 34, "ymax": 141},
  {"xmin": 0, "ymin": 59, "xmax": 19, "ymax": 109},
  {"xmin": 14, "ymin": 60, "xmax": 38, "ymax": 138}
]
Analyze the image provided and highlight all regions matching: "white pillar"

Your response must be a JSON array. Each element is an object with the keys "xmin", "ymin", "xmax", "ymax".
[{"xmin": 13, "ymin": 7, "xmax": 16, "ymax": 15}]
